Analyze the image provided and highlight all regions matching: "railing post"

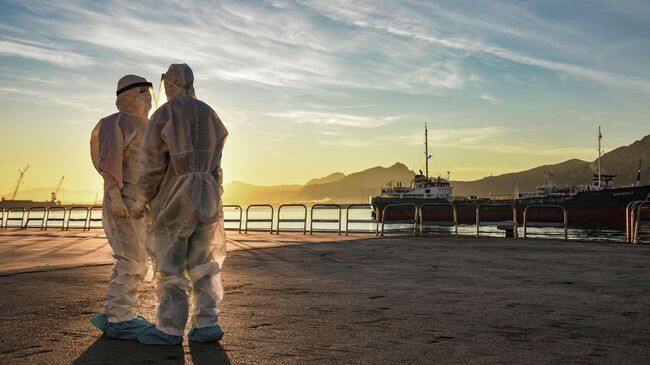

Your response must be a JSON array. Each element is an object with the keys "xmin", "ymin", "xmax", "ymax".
[
  {"xmin": 276, "ymin": 204, "xmax": 308, "ymax": 234},
  {"xmin": 418, "ymin": 203, "xmax": 457, "ymax": 237},
  {"xmin": 65, "ymin": 206, "xmax": 90, "ymax": 231},
  {"xmin": 380, "ymin": 203, "xmax": 418, "ymax": 236},
  {"xmin": 632, "ymin": 201, "xmax": 649, "ymax": 244},
  {"xmin": 45, "ymin": 207, "xmax": 67, "ymax": 231},
  {"xmin": 523, "ymin": 205, "xmax": 568, "ymax": 241},
  {"xmin": 310, "ymin": 204, "xmax": 342, "ymax": 235},
  {"xmin": 476, "ymin": 203, "xmax": 518, "ymax": 238},
  {"xmin": 626, "ymin": 200, "xmax": 647, "ymax": 243},
  {"xmin": 88, "ymin": 206, "xmax": 103, "ymax": 230},
  {"xmin": 345, "ymin": 204, "xmax": 377, "ymax": 235},
  {"xmin": 6, "ymin": 207, "xmax": 26, "ymax": 229},
  {"xmin": 223, "ymin": 205, "xmax": 243, "ymax": 233},
  {"xmin": 24, "ymin": 207, "xmax": 47, "ymax": 230},
  {"xmin": 244, "ymin": 204, "xmax": 274, "ymax": 234}
]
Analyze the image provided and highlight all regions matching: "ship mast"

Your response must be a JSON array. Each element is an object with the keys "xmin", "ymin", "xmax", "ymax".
[
  {"xmin": 598, "ymin": 126, "xmax": 602, "ymax": 189},
  {"xmin": 425, "ymin": 123, "xmax": 432, "ymax": 179}
]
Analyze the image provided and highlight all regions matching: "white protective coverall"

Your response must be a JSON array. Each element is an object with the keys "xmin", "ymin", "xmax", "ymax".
[
  {"xmin": 136, "ymin": 64, "xmax": 228, "ymax": 336},
  {"xmin": 90, "ymin": 75, "xmax": 152, "ymax": 323}
]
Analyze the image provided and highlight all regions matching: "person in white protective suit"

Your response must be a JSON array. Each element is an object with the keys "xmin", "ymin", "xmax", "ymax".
[
  {"xmin": 89, "ymin": 75, "xmax": 155, "ymax": 339},
  {"xmin": 131, "ymin": 63, "xmax": 228, "ymax": 345}
]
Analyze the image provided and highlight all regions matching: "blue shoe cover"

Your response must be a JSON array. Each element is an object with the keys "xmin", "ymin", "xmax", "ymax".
[
  {"xmin": 137, "ymin": 327, "xmax": 183, "ymax": 345},
  {"xmin": 90, "ymin": 313, "xmax": 108, "ymax": 330},
  {"xmin": 189, "ymin": 325, "xmax": 224, "ymax": 343},
  {"xmin": 106, "ymin": 316, "xmax": 155, "ymax": 340}
]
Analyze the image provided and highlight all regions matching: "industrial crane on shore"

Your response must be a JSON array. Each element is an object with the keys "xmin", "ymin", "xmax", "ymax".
[
  {"xmin": 51, "ymin": 176, "xmax": 65, "ymax": 204},
  {"xmin": 9, "ymin": 165, "xmax": 30, "ymax": 200}
]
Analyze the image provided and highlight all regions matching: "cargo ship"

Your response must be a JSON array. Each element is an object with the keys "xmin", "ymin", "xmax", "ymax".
[{"xmin": 371, "ymin": 126, "xmax": 650, "ymax": 229}]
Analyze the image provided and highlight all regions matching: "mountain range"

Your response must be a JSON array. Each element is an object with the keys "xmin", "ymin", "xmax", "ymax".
[
  {"xmin": 222, "ymin": 133, "xmax": 649, "ymax": 205},
  {"xmin": 5, "ymin": 134, "xmax": 648, "ymax": 205}
]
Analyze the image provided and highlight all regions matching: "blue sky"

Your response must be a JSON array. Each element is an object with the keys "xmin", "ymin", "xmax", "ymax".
[{"xmin": 1, "ymin": 0, "xmax": 649, "ymax": 195}]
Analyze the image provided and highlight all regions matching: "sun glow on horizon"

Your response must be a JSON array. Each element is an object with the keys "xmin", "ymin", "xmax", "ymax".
[{"xmin": 1, "ymin": 1, "xmax": 649, "ymax": 199}]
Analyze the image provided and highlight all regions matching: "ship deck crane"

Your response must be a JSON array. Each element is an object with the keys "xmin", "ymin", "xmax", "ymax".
[{"xmin": 10, "ymin": 165, "xmax": 30, "ymax": 200}]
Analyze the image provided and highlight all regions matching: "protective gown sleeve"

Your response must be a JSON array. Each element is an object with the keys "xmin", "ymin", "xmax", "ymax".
[
  {"xmin": 138, "ymin": 109, "xmax": 169, "ymax": 203},
  {"xmin": 210, "ymin": 111, "xmax": 228, "ymax": 196},
  {"xmin": 98, "ymin": 117, "xmax": 125, "ymax": 197}
]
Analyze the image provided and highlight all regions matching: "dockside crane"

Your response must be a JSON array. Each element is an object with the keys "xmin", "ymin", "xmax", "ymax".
[
  {"xmin": 51, "ymin": 176, "xmax": 65, "ymax": 204},
  {"xmin": 10, "ymin": 165, "xmax": 30, "ymax": 200}
]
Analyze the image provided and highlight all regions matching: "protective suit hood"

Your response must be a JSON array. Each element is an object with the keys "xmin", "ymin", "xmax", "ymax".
[
  {"xmin": 116, "ymin": 74, "xmax": 152, "ymax": 116},
  {"xmin": 163, "ymin": 63, "xmax": 196, "ymax": 100},
  {"xmin": 91, "ymin": 74, "xmax": 151, "ymax": 174}
]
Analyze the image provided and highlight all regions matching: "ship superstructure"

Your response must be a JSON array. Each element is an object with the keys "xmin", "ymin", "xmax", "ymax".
[
  {"xmin": 371, "ymin": 125, "xmax": 650, "ymax": 228},
  {"xmin": 375, "ymin": 123, "xmax": 452, "ymax": 201}
]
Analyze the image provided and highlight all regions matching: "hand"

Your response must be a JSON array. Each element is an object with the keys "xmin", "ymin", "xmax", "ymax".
[
  {"xmin": 130, "ymin": 199, "xmax": 147, "ymax": 219},
  {"xmin": 110, "ymin": 196, "xmax": 130, "ymax": 218}
]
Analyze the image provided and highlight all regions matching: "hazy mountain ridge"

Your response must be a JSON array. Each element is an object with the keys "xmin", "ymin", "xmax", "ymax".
[
  {"xmin": 222, "ymin": 181, "xmax": 302, "ymax": 205},
  {"xmin": 452, "ymin": 134, "xmax": 650, "ymax": 196},
  {"xmin": 294, "ymin": 163, "xmax": 415, "ymax": 203},
  {"xmin": 5, "ymin": 135, "xmax": 648, "ymax": 205},
  {"xmin": 305, "ymin": 172, "xmax": 346, "ymax": 186}
]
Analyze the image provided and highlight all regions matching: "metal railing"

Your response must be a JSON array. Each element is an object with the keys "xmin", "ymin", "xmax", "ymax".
[
  {"xmin": 310, "ymin": 204, "xmax": 341, "ymax": 235},
  {"xmin": 345, "ymin": 204, "xmax": 377, "ymax": 235},
  {"xmin": 380, "ymin": 203, "xmax": 418, "ymax": 236},
  {"xmin": 626, "ymin": 200, "xmax": 648, "ymax": 243},
  {"xmin": 245, "ymin": 204, "xmax": 274, "ymax": 234},
  {"xmin": 276, "ymin": 204, "xmax": 307, "ymax": 234},
  {"xmin": 88, "ymin": 206, "xmax": 103, "ymax": 230},
  {"xmin": 66, "ymin": 206, "xmax": 90, "ymax": 230},
  {"xmin": 14, "ymin": 202, "xmax": 650, "ymax": 244},
  {"xmin": 5, "ymin": 207, "xmax": 26, "ymax": 229},
  {"xmin": 44, "ymin": 207, "xmax": 67, "ymax": 230},
  {"xmin": 629, "ymin": 200, "xmax": 650, "ymax": 244},
  {"xmin": 419, "ymin": 203, "xmax": 457, "ymax": 236},
  {"xmin": 523, "ymin": 205, "xmax": 568, "ymax": 240},
  {"xmin": 24, "ymin": 207, "xmax": 47, "ymax": 230},
  {"xmin": 476, "ymin": 203, "xmax": 518, "ymax": 238},
  {"xmin": 223, "ymin": 205, "xmax": 243, "ymax": 233}
]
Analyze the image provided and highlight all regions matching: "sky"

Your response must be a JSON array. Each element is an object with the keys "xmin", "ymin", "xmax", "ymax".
[{"xmin": 1, "ymin": 0, "xmax": 650, "ymax": 198}]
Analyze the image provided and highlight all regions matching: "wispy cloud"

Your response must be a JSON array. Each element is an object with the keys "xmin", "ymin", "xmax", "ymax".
[
  {"xmin": 320, "ymin": 138, "xmax": 379, "ymax": 147},
  {"xmin": 2, "ymin": 1, "xmax": 476, "ymax": 95},
  {"xmin": 0, "ymin": 86, "xmax": 101, "ymax": 111},
  {"xmin": 0, "ymin": 39, "xmax": 94, "ymax": 68},
  {"xmin": 479, "ymin": 92, "xmax": 500, "ymax": 104},
  {"xmin": 301, "ymin": 0, "xmax": 650, "ymax": 91},
  {"xmin": 382, "ymin": 127, "xmax": 506, "ymax": 146},
  {"xmin": 260, "ymin": 130, "xmax": 295, "ymax": 138},
  {"xmin": 1, "ymin": 0, "xmax": 649, "ymax": 189},
  {"xmin": 316, "ymin": 131, "xmax": 359, "ymax": 136},
  {"xmin": 474, "ymin": 144, "xmax": 594, "ymax": 157},
  {"xmin": 268, "ymin": 110, "xmax": 403, "ymax": 128},
  {"xmin": 384, "ymin": 126, "xmax": 593, "ymax": 157}
]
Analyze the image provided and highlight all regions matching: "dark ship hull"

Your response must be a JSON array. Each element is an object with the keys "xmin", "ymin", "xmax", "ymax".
[{"xmin": 371, "ymin": 185, "xmax": 650, "ymax": 229}]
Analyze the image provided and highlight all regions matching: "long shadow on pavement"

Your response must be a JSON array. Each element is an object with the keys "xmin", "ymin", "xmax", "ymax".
[
  {"xmin": 72, "ymin": 335, "xmax": 231, "ymax": 364},
  {"xmin": 189, "ymin": 341, "xmax": 232, "ymax": 365}
]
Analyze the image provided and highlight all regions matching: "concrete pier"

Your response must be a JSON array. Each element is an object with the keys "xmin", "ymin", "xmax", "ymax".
[{"xmin": 1, "ymin": 229, "xmax": 649, "ymax": 364}]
